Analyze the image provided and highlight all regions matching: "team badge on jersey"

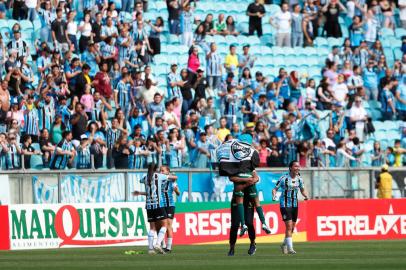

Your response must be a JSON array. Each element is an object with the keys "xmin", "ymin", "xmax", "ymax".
[{"xmin": 231, "ymin": 141, "xmax": 251, "ymax": 160}]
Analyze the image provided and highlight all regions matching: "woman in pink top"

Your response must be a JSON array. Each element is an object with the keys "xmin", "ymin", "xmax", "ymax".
[
  {"xmin": 258, "ymin": 139, "xmax": 271, "ymax": 167},
  {"xmin": 187, "ymin": 46, "xmax": 200, "ymax": 73},
  {"xmin": 80, "ymin": 85, "xmax": 94, "ymax": 119}
]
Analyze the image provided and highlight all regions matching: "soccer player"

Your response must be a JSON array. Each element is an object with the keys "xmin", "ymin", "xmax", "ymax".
[
  {"xmin": 272, "ymin": 160, "xmax": 309, "ymax": 254},
  {"xmin": 161, "ymin": 165, "xmax": 180, "ymax": 253},
  {"xmin": 132, "ymin": 163, "xmax": 177, "ymax": 254},
  {"xmin": 229, "ymin": 134, "xmax": 272, "ymax": 236},
  {"xmin": 228, "ymin": 182, "xmax": 257, "ymax": 256}
]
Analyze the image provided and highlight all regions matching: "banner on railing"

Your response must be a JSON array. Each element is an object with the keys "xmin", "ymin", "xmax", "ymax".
[
  {"xmin": 32, "ymin": 171, "xmax": 283, "ymax": 204},
  {"xmin": 0, "ymin": 199, "xmax": 406, "ymax": 250}
]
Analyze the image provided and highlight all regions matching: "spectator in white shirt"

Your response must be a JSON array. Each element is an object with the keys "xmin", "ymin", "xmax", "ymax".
[
  {"xmin": 25, "ymin": 0, "xmax": 38, "ymax": 22},
  {"xmin": 349, "ymin": 96, "xmax": 368, "ymax": 141},
  {"xmin": 332, "ymin": 74, "xmax": 348, "ymax": 106},
  {"xmin": 270, "ymin": 2, "xmax": 292, "ymax": 47}
]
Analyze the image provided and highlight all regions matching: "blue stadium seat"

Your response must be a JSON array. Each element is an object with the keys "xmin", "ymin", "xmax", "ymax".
[
  {"xmin": 260, "ymin": 34, "xmax": 273, "ymax": 46},
  {"xmin": 373, "ymin": 121, "xmax": 385, "ymax": 131},
  {"xmin": 213, "ymin": 35, "xmax": 227, "ymax": 45},
  {"xmin": 314, "ymin": 37, "xmax": 328, "ymax": 48},
  {"xmin": 247, "ymin": 35, "xmax": 260, "ymax": 46},
  {"xmin": 30, "ymin": 155, "xmax": 44, "ymax": 170},
  {"xmin": 383, "ymin": 120, "xmax": 398, "ymax": 131},
  {"xmin": 259, "ymin": 45, "xmax": 272, "ymax": 55},
  {"xmin": 7, "ymin": 19, "xmax": 19, "ymax": 30},
  {"xmin": 381, "ymin": 27, "xmax": 395, "ymax": 38},
  {"xmin": 155, "ymin": 1, "xmax": 167, "ymax": 12},
  {"xmin": 395, "ymin": 28, "xmax": 406, "ymax": 38},
  {"xmin": 237, "ymin": 22, "xmax": 249, "ymax": 34},
  {"xmin": 168, "ymin": 34, "xmax": 180, "ymax": 45}
]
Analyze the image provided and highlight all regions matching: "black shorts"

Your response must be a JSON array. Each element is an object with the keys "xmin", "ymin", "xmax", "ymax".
[
  {"xmin": 165, "ymin": 206, "xmax": 176, "ymax": 219},
  {"xmin": 280, "ymin": 207, "xmax": 298, "ymax": 222},
  {"xmin": 146, "ymin": 207, "xmax": 168, "ymax": 222}
]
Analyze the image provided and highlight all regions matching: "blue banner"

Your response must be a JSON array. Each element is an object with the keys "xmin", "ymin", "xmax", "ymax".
[{"xmin": 33, "ymin": 171, "xmax": 283, "ymax": 204}]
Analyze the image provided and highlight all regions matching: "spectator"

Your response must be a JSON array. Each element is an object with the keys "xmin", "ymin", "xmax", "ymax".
[
  {"xmin": 302, "ymin": 14, "xmax": 314, "ymax": 47},
  {"xmin": 168, "ymin": 128, "xmax": 185, "ymax": 168},
  {"xmin": 179, "ymin": 68, "xmax": 193, "ymax": 122},
  {"xmin": 282, "ymin": 128, "xmax": 297, "ymax": 166},
  {"xmin": 93, "ymin": 62, "xmax": 113, "ymax": 99},
  {"xmin": 364, "ymin": 7, "xmax": 379, "ymax": 47},
  {"xmin": 146, "ymin": 92, "xmax": 165, "ymax": 127},
  {"xmin": 195, "ymin": 131, "xmax": 211, "ymax": 168},
  {"xmin": 380, "ymin": 0, "xmax": 395, "ymax": 29},
  {"xmin": 400, "ymin": 0, "xmax": 406, "ymax": 28},
  {"xmin": 224, "ymin": 44, "xmax": 239, "ymax": 77},
  {"xmin": 187, "ymin": 46, "xmax": 200, "ymax": 74},
  {"xmin": 202, "ymin": 13, "xmax": 216, "ymax": 35},
  {"xmin": 128, "ymin": 138, "xmax": 148, "ymax": 169},
  {"xmin": 180, "ymin": 0, "xmax": 194, "ymax": 48},
  {"xmin": 113, "ymin": 135, "xmax": 130, "ymax": 169},
  {"xmin": 206, "ymin": 42, "xmax": 223, "ymax": 91},
  {"xmin": 163, "ymin": 100, "xmax": 180, "ymax": 128},
  {"xmin": 49, "ymin": 130, "xmax": 75, "ymax": 170},
  {"xmin": 349, "ymin": 137, "xmax": 364, "ymax": 167},
  {"xmin": 194, "ymin": 23, "xmax": 210, "ymax": 53},
  {"xmin": 7, "ymin": 29, "xmax": 29, "ymax": 59},
  {"xmin": 363, "ymin": 59, "xmax": 379, "ymax": 100},
  {"xmin": 349, "ymin": 16, "xmax": 364, "ymax": 48},
  {"xmin": 349, "ymin": 96, "xmax": 368, "ymax": 141},
  {"xmin": 246, "ymin": 0, "xmax": 265, "ymax": 37},
  {"xmin": 291, "ymin": 4, "xmax": 303, "ymax": 47},
  {"xmin": 167, "ymin": 0, "xmax": 181, "ymax": 35},
  {"xmin": 215, "ymin": 13, "xmax": 227, "ymax": 36},
  {"xmin": 270, "ymin": 2, "xmax": 292, "ymax": 47},
  {"xmin": 238, "ymin": 44, "xmax": 256, "ymax": 76},
  {"xmin": 167, "ymin": 63, "xmax": 183, "ymax": 99},
  {"xmin": 76, "ymin": 134, "xmax": 92, "ymax": 169},
  {"xmin": 67, "ymin": 11, "xmax": 78, "ymax": 53},
  {"xmin": 225, "ymin": 16, "xmax": 239, "ymax": 36},
  {"xmin": 322, "ymin": 0, "xmax": 346, "ymax": 38},
  {"xmin": 393, "ymin": 139, "xmax": 406, "ymax": 167},
  {"xmin": 371, "ymin": 141, "xmax": 385, "ymax": 167},
  {"xmin": 335, "ymin": 140, "xmax": 357, "ymax": 167},
  {"xmin": 395, "ymin": 75, "xmax": 406, "ymax": 121},
  {"xmin": 147, "ymin": 17, "xmax": 164, "ymax": 56},
  {"xmin": 193, "ymin": 68, "xmax": 208, "ymax": 100},
  {"xmin": 71, "ymin": 103, "xmax": 88, "ymax": 143},
  {"xmin": 380, "ymin": 80, "xmax": 396, "ymax": 120},
  {"xmin": 51, "ymin": 8, "xmax": 70, "ymax": 53},
  {"xmin": 101, "ymin": 16, "xmax": 119, "ymax": 44}
]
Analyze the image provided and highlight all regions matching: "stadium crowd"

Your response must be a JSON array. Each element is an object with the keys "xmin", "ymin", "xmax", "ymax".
[{"xmin": 0, "ymin": 0, "xmax": 405, "ymax": 170}]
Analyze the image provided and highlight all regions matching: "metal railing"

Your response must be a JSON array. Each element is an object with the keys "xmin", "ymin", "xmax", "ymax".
[{"xmin": 2, "ymin": 167, "xmax": 406, "ymax": 205}]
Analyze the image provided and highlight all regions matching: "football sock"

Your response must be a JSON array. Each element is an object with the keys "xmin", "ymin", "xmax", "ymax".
[
  {"xmin": 167, "ymin": 238, "xmax": 173, "ymax": 250},
  {"xmin": 286, "ymin": 237, "xmax": 293, "ymax": 250},
  {"xmin": 256, "ymin": 206, "xmax": 266, "ymax": 224},
  {"xmin": 237, "ymin": 203, "xmax": 246, "ymax": 226},
  {"xmin": 148, "ymin": 230, "xmax": 155, "ymax": 250},
  {"xmin": 156, "ymin": 227, "xmax": 167, "ymax": 246}
]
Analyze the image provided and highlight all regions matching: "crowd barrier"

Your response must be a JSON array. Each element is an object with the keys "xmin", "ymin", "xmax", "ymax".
[{"xmin": 1, "ymin": 199, "xmax": 405, "ymax": 250}]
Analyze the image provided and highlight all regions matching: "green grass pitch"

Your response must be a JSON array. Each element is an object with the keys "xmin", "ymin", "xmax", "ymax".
[{"xmin": 1, "ymin": 240, "xmax": 406, "ymax": 270}]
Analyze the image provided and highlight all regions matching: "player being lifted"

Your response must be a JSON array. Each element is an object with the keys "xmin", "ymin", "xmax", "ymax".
[
  {"xmin": 132, "ymin": 163, "xmax": 178, "ymax": 254},
  {"xmin": 218, "ymin": 133, "xmax": 271, "ymax": 237},
  {"xmin": 272, "ymin": 160, "xmax": 309, "ymax": 254}
]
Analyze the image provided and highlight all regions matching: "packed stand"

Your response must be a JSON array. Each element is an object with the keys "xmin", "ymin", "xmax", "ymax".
[{"xmin": 0, "ymin": 0, "xmax": 405, "ymax": 171}]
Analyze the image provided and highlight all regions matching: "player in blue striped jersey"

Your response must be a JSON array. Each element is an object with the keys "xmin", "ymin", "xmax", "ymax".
[
  {"xmin": 272, "ymin": 160, "xmax": 308, "ymax": 255},
  {"xmin": 49, "ymin": 131, "xmax": 76, "ymax": 170},
  {"xmin": 132, "ymin": 163, "xmax": 178, "ymax": 255},
  {"xmin": 161, "ymin": 165, "xmax": 180, "ymax": 253}
]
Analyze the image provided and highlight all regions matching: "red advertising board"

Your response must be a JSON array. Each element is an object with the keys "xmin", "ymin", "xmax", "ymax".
[
  {"xmin": 0, "ymin": 199, "xmax": 406, "ymax": 250},
  {"xmin": 306, "ymin": 199, "xmax": 406, "ymax": 241},
  {"xmin": 173, "ymin": 203, "xmax": 307, "ymax": 245}
]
